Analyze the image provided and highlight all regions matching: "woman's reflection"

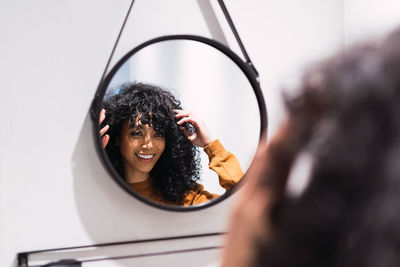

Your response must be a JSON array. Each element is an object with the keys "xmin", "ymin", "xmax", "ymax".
[{"xmin": 99, "ymin": 82, "xmax": 243, "ymax": 206}]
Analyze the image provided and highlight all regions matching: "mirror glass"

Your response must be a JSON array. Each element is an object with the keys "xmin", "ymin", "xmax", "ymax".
[{"xmin": 99, "ymin": 39, "xmax": 261, "ymax": 208}]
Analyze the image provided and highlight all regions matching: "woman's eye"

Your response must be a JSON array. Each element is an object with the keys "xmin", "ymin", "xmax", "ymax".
[
  {"xmin": 130, "ymin": 131, "xmax": 142, "ymax": 136},
  {"xmin": 154, "ymin": 132, "xmax": 164, "ymax": 137}
]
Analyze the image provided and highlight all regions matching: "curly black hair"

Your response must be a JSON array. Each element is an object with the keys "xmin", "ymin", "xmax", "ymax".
[
  {"xmin": 254, "ymin": 28, "xmax": 400, "ymax": 266},
  {"xmin": 101, "ymin": 82, "xmax": 201, "ymax": 203}
]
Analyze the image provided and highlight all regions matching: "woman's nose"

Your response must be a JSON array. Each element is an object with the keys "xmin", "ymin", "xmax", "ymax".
[{"xmin": 143, "ymin": 134, "xmax": 153, "ymax": 149}]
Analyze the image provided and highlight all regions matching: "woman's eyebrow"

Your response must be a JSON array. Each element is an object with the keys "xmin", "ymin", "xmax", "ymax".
[{"xmin": 129, "ymin": 124, "xmax": 143, "ymax": 130}]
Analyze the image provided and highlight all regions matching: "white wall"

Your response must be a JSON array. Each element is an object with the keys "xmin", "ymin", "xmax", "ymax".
[
  {"xmin": 344, "ymin": 0, "xmax": 400, "ymax": 47},
  {"xmin": 0, "ymin": 0, "xmax": 344, "ymax": 266}
]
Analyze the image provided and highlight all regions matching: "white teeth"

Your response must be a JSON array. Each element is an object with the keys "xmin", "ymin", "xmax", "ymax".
[{"xmin": 136, "ymin": 154, "xmax": 154, "ymax": 159}]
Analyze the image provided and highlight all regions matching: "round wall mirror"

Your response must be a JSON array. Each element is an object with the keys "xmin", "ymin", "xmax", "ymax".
[{"xmin": 91, "ymin": 35, "xmax": 266, "ymax": 211}]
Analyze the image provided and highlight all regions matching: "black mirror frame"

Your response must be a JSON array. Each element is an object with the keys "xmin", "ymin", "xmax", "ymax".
[{"xmin": 90, "ymin": 34, "xmax": 267, "ymax": 212}]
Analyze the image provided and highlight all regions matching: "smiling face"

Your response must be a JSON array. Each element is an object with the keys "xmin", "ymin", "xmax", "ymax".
[{"xmin": 119, "ymin": 118, "xmax": 166, "ymax": 184}]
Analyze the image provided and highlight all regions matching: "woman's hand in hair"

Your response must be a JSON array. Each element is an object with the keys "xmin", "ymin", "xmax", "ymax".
[
  {"xmin": 99, "ymin": 109, "xmax": 110, "ymax": 148},
  {"xmin": 174, "ymin": 109, "xmax": 214, "ymax": 148}
]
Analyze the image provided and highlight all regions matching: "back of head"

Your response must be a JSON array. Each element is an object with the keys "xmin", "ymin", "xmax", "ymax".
[{"xmin": 255, "ymin": 27, "xmax": 400, "ymax": 267}]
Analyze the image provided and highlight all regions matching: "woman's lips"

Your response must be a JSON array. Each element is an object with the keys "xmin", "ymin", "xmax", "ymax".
[{"xmin": 135, "ymin": 153, "xmax": 155, "ymax": 161}]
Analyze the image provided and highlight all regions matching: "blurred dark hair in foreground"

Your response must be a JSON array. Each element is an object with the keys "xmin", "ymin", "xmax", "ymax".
[{"xmin": 256, "ymin": 27, "xmax": 400, "ymax": 267}]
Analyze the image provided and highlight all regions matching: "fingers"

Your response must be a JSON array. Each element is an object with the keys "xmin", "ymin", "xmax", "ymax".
[
  {"xmin": 174, "ymin": 109, "xmax": 213, "ymax": 147},
  {"xmin": 102, "ymin": 134, "xmax": 110, "ymax": 148},
  {"xmin": 174, "ymin": 110, "xmax": 196, "ymax": 125},
  {"xmin": 99, "ymin": 108, "xmax": 106, "ymax": 124},
  {"xmin": 179, "ymin": 126, "xmax": 190, "ymax": 136},
  {"xmin": 100, "ymin": 124, "xmax": 109, "ymax": 136},
  {"xmin": 180, "ymin": 126, "xmax": 197, "ymax": 140},
  {"xmin": 99, "ymin": 109, "xmax": 110, "ymax": 148},
  {"xmin": 176, "ymin": 117, "xmax": 199, "ymax": 126},
  {"xmin": 173, "ymin": 109, "xmax": 190, "ymax": 117},
  {"xmin": 99, "ymin": 109, "xmax": 109, "ymax": 134},
  {"xmin": 174, "ymin": 110, "xmax": 201, "ymax": 131}
]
